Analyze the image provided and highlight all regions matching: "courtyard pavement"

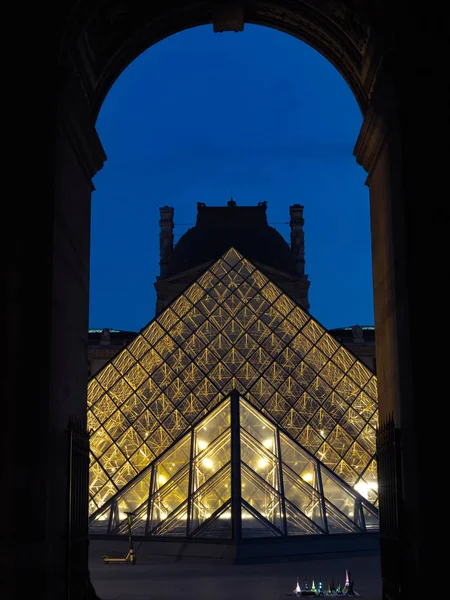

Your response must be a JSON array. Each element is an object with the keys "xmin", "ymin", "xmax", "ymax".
[{"xmin": 90, "ymin": 542, "xmax": 382, "ymax": 600}]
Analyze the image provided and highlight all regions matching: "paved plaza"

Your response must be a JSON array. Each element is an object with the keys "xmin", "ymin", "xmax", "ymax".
[{"xmin": 90, "ymin": 541, "xmax": 382, "ymax": 600}]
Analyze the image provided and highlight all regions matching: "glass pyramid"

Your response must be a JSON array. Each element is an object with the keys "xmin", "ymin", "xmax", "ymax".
[
  {"xmin": 87, "ymin": 247, "xmax": 379, "ymax": 520},
  {"xmin": 89, "ymin": 392, "xmax": 378, "ymax": 537}
]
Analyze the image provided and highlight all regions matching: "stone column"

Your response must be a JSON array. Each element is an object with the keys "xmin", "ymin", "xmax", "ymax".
[
  {"xmin": 5, "ymin": 64, "xmax": 106, "ymax": 599},
  {"xmin": 289, "ymin": 204, "xmax": 306, "ymax": 277},
  {"xmin": 354, "ymin": 29, "xmax": 439, "ymax": 591},
  {"xmin": 159, "ymin": 206, "xmax": 174, "ymax": 278}
]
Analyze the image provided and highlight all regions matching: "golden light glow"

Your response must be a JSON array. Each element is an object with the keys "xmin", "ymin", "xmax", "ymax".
[
  {"xmin": 88, "ymin": 247, "xmax": 378, "ymax": 518},
  {"xmin": 158, "ymin": 474, "xmax": 167, "ymax": 485},
  {"xmin": 302, "ymin": 472, "xmax": 313, "ymax": 482}
]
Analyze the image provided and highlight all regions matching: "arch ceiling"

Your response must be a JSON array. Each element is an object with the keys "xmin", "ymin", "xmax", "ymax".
[{"xmin": 60, "ymin": 1, "xmax": 385, "ymax": 118}]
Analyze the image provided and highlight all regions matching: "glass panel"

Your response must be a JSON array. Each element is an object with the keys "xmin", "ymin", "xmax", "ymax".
[
  {"xmin": 154, "ymin": 334, "xmax": 177, "ymax": 359},
  {"xmin": 117, "ymin": 472, "xmax": 151, "ymax": 515},
  {"xmin": 364, "ymin": 377, "xmax": 378, "ymax": 401},
  {"xmin": 89, "ymin": 506, "xmax": 111, "ymax": 534},
  {"xmin": 249, "ymin": 377, "xmax": 276, "ymax": 405},
  {"xmin": 340, "ymin": 408, "xmax": 365, "ymax": 438},
  {"xmin": 264, "ymin": 393, "xmax": 290, "ymax": 420},
  {"xmin": 223, "ymin": 247, "xmax": 243, "ymax": 266},
  {"xmin": 316, "ymin": 442, "xmax": 341, "ymax": 469},
  {"xmin": 241, "ymin": 430, "xmax": 280, "ymax": 491},
  {"xmin": 109, "ymin": 378, "xmax": 134, "ymax": 407},
  {"xmin": 197, "ymin": 270, "xmax": 220, "ymax": 291},
  {"xmin": 92, "ymin": 394, "xmax": 116, "ymax": 424},
  {"xmin": 193, "ymin": 398, "xmax": 230, "ymax": 455},
  {"xmin": 278, "ymin": 347, "xmax": 302, "ymax": 372},
  {"xmin": 193, "ymin": 502, "xmax": 232, "ymax": 539},
  {"xmin": 90, "ymin": 427, "xmax": 114, "ymax": 457},
  {"xmin": 287, "ymin": 306, "xmax": 309, "ymax": 330},
  {"xmin": 139, "ymin": 346, "xmax": 164, "ymax": 375},
  {"xmin": 178, "ymin": 394, "xmax": 205, "ymax": 423},
  {"xmin": 179, "ymin": 363, "xmax": 204, "ymax": 390},
  {"xmin": 96, "ymin": 364, "xmax": 121, "ymax": 391},
  {"xmin": 278, "ymin": 377, "xmax": 305, "ymax": 405},
  {"xmin": 324, "ymin": 501, "xmax": 361, "ymax": 534},
  {"xmin": 316, "ymin": 333, "xmax": 339, "ymax": 359},
  {"xmin": 88, "ymin": 379, "xmax": 107, "ymax": 407},
  {"xmin": 281, "ymin": 467, "xmax": 325, "ymax": 530},
  {"xmin": 171, "ymin": 295, "xmax": 193, "ymax": 318},
  {"xmin": 241, "ymin": 505, "xmax": 281, "ymax": 538},
  {"xmin": 319, "ymin": 361, "xmax": 345, "ymax": 388},
  {"xmin": 321, "ymin": 391, "xmax": 348, "ymax": 420},
  {"xmin": 184, "ymin": 282, "xmax": 205, "ymax": 304},
  {"xmin": 335, "ymin": 376, "xmax": 360, "ymax": 403},
  {"xmin": 321, "ymin": 471, "xmax": 358, "ymax": 522},
  {"xmin": 294, "ymin": 392, "xmax": 320, "ymax": 420},
  {"xmin": 280, "ymin": 433, "xmax": 318, "ymax": 489},
  {"xmin": 94, "ymin": 480, "xmax": 118, "ymax": 509},
  {"xmin": 149, "ymin": 395, "xmax": 175, "ymax": 421},
  {"xmin": 166, "ymin": 349, "xmax": 190, "ymax": 375},
  {"xmin": 117, "ymin": 428, "xmax": 144, "ymax": 460},
  {"xmin": 146, "ymin": 426, "xmax": 173, "ymax": 458},
  {"xmin": 190, "ymin": 464, "xmax": 231, "ymax": 531},
  {"xmin": 285, "ymin": 500, "xmax": 324, "ymax": 535},
  {"xmin": 127, "ymin": 505, "xmax": 148, "ymax": 535},
  {"xmin": 240, "ymin": 399, "xmax": 277, "ymax": 449},
  {"xmin": 335, "ymin": 461, "xmax": 358, "ymax": 487},
  {"xmin": 99, "ymin": 444, "xmax": 127, "ymax": 477},
  {"xmin": 162, "ymin": 409, "xmax": 189, "ymax": 438},
  {"xmin": 310, "ymin": 408, "xmax": 336, "ymax": 441},
  {"xmin": 113, "ymin": 350, "xmax": 135, "ymax": 376},
  {"xmin": 362, "ymin": 505, "xmax": 379, "ymax": 531},
  {"xmin": 153, "ymin": 502, "xmax": 188, "ymax": 537},
  {"xmin": 343, "ymin": 441, "xmax": 371, "ymax": 474},
  {"xmin": 112, "ymin": 462, "xmax": 138, "ymax": 488},
  {"xmin": 155, "ymin": 435, "xmax": 191, "ymax": 489},
  {"xmin": 297, "ymin": 425, "xmax": 323, "ymax": 453},
  {"xmin": 120, "ymin": 395, "xmax": 145, "ymax": 423},
  {"xmin": 280, "ymin": 409, "xmax": 306, "ymax": 439},
  {"xmin": 241, "ymin": 465, "xmax": 283, "ymax": 531},
  {"xmin": 103, "ymin": 410, "xmax": 128, "ymax": 441},
  {"xmin": 133, "ymin": 410, "xmax": 159, "ymax": 440},
  {"xmin": 141, "ymin": 321, "xmax": 164, "ymax": 345},
  {"xmin": 89, "ymin": 461, "xmax": 109, "ymax": 495},
  {"xmin": 352, "ymin": 391, "xmax": 377, "ymax": 421},
  {"xmin": 347, "ymin": 361, "xmax": 372, "ymax": 388},
  {"xmin": 127, "ymin": 334, "xmax": 150, "ymax": 360},
  {"xmin": 193, "ymin": 431, "xmax": 231, "ymax": 490},
  {"xmin": 87, "ymin": 408, "xmax": 101, "ymax": 433},
  {"xmin": 222, "ymin": 347, "xmax": 245, "ymax": 373},
  {"xmin": 209, "ymin": 281, "xmax": 232, "ymax": 304},
  {"xmin": 150, "ymin": 467, "xmax": 189, "ymax": 530},
  {"xmin": 183, "ymin": 332, "xmax": 206, "ymax": 360},
  {"xmin": 130, "ymin": 443, "xmax": 155, "ymax": 471}
]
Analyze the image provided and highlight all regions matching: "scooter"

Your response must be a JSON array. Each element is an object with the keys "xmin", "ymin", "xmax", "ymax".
[{"xmin": 103, "ymin": 512, "xmax": 137, "ymax": 565}]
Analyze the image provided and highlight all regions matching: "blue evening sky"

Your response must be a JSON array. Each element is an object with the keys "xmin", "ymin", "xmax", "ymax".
[{"xmin": 90, "ymin": 24, "xmax": 373, "ymax": 333}]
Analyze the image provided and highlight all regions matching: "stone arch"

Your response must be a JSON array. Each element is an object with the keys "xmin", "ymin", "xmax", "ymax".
[
  {"xmin": 8, "ymin": 2, "xmax": 436, "ymax": 599},
  {"xmin": 60, "ymin": 2, "xmax": 387, "ymax": 118}
]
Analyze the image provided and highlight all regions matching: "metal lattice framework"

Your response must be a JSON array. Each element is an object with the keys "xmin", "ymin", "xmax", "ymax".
[
  {"xmin": 87, "ymin": 248, "xmax": 378, "ymax": 519},
  {"xmin": 89, "ymin": 392, "xmax": 378, "ymax": 537}
]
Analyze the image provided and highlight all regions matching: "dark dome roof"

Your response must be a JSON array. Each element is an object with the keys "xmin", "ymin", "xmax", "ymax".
[{"xmin": 166, "ymin": 221, "xmax": 297, "ymax": 277}]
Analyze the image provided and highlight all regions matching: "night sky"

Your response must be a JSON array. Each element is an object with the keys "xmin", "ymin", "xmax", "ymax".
[{"xmin": 89, "ymin": 24, "xmax": 373, "ymax": 333}]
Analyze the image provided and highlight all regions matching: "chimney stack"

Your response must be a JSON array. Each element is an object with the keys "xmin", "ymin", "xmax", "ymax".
[
  {"xmin": 159, "ymin": 206, "xmax": 174, "ymax": 278},
  {"xmin": 289, "ymin": 204, "xmax": 305, "ymax": 276}
]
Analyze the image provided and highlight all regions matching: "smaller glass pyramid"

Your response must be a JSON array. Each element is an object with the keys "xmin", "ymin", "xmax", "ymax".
[{"xmin": 89, "ymin": 391, "xmax": 378, "ymax": 538}]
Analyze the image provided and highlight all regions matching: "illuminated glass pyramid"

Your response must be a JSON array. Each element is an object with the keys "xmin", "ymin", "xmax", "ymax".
[
  {"xmin": 88, "ymin": 247, "xmax": 379, "ymax": 528},
  {"xmin": 89, "ymin": 392, "xmax": 378, "ymax": 537}
]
